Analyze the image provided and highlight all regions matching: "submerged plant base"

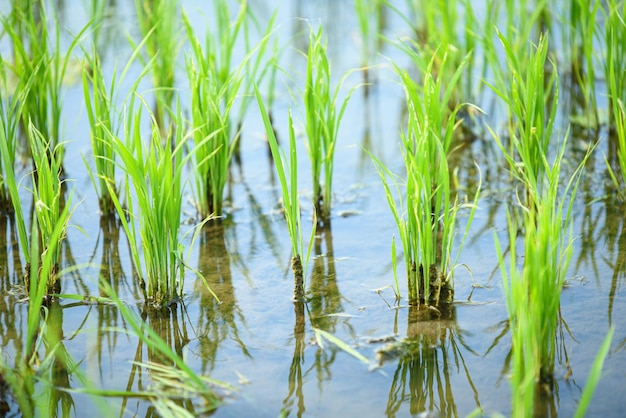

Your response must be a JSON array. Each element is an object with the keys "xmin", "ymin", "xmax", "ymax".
[
  {"xmin": 24, "ymin": 262, "xmax": 61, "ymax": 302},
  {"xmin": 409, "ymin": 263, "xmax": 454, "ymax": 306},
  {"xmin": 292, "ymin": 255, "xmax": 304, "ymax": 301}
]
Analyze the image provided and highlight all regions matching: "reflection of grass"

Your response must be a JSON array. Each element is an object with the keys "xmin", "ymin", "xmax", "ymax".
[{"xmin": 98, "ymin": 282, "xmax": 233, "ymax": 417}]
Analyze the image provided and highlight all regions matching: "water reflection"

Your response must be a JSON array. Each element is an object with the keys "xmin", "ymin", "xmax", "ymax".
[
  {"xmin": 282, "ymin": 225, "xmax": 351, "ymax": 417},
  {"xmin": 120, "ymin": 303, "xmax": 198, "ymax": 416},
  {"xmin": 43, "ymin": 301, "xmax": 76, "ymax": 417},
  {"xmin": 194, "ymin": 223, "xmax": 250, "ymax": 373},
  {"xmin": 384, "ymin": 305, "xmax": 480, "ymax": 418},
  {"xmin": 281, "ymin": 301, "xmax": 306, "ymax": 417}
]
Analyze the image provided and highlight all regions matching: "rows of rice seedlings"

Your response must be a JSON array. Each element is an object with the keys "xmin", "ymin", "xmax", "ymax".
[
  {"xmin": 256, "ymin": 86, "xmax": 316, "ymax": 301},
  {"xmin": 302, "ymin": 26, "xmax": 357, "ymax": 224},
  {"xmin": 372, "ymin": 44, "xmax": 480, "ymax": 307},
  {"xmin": 133, "ymin": 0, "xmax": 180, "ymax": 128},
  {"xmin": 0, "ymin": 0, "xmax": 620, "ymax": 414}
]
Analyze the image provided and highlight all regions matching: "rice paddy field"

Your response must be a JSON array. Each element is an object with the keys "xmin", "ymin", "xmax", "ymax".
[{"xmin": 1, "ymin": 0, "xmax": 625, "ymax": 417}]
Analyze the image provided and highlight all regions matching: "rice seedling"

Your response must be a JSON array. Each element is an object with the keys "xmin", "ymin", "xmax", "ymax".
[
  {"xmin": 133, "ymin": 0, "xmax": 180, "ymax": 128},
  {"xmin": 372, "ymin": 45, "xmax": 479, "ymax": 307},
  {"xmin": 486, "ymin": 33, "xmax": 557, "ymax": 209},
  {"xmin": 354, "ymin": 0, "xmax": 385, "ymax": 75},
  {"xmin": 494, "ymin": 137, "xmax": 591, "ymax": 415},
  {"xmin": 102, "ymin": 95, "xmax": 206, "ymax": 308},
  {"xmin": 0, "ymin": 58, "xmax": 31, "ymax": 217},
  {"xmin": 573, "ymin": 327, "xmax": 614, "ymax": 418},
  {"xmin": 26, "ymin": 123, "xmax": 76, "ymax": 295},
  {"xmin": 82, "ymin": 36, "xmax": 152, "ymax": 216},
  {"xmin": 82, "ymin": 51, "xmax": 119, "ymax": 216},
  {"xmin": 256, "ymin": 85, "xmax": 316, "ymax": 301},
  {"xmin": 1, "ymin": 1, "xmax": 88, "ymax": 157},
  {"xmin": 563, "ymin": 0, "xmax": 601, "ymax": 119},
  {"xmin": 302, "ymin": 26, "xmax": 357, "ymax": 224},
  {"xmin": 183, "ymin": 5, "xmax": 244, "ymax": 218},
  {"xmin": 604, "ymin": 0, "xmax": 626, "ymax": 197},
  {"xmin": 0, "ymin": 198, "xmax": 71, "ymax": 417},
  {"xmin": 390, "ymin": 0, "xmax": 476, "ymax": 100}
]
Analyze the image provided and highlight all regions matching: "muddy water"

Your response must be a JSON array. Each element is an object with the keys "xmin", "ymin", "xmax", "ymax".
[{"xmin": 1, "ymin": 0, "xmax": 625, "ymax": 417}]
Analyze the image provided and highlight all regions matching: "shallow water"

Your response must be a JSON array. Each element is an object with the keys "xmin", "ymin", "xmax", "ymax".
[{"xmin": 1, "ymin": 0, "xmax": 625, "ymax": 417}]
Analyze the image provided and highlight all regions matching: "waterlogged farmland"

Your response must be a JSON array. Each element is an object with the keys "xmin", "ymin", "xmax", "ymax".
[{"xmin": 0, "ymin": 0, "xmax": 625, "ymax": 417}]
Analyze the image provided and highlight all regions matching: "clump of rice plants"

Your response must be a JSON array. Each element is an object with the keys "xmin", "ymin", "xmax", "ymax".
[
  {"xmin": 103, "ymin": 95, "xmax": 198, "ymax": 308},
  {"xmin": 26, "ymin": 123, "xmax": 75, "ymax": 295},
  {"xmin": 133, "ymin": 0, "xmax": 180, "ymax": 128},
  {"xmin": 0, "ymin": 209, "xmax": 72, "ymax": 417},
  {"xmin": 82, "ymin": 51, "xmax": 119, "ymax": 216},
  {"xmin": 1, "ymin": 1, "xmax": 87, "ymax": 157},
  {"xmin": 256, "ymin": 85, "xmax": 315, "ymax": 301},
  {"xmin": 604, "ymin": 0, "xmax": 626, "ymax": 197},
  {"xmin": 494, "ymin": 138, "xmax": 595, "ymax": 415},
  {"xmin": 563, "ymin": 0, "xmax": 600, "ymax": 119},
  {"xmin": 183, "ymin": 3, "xmax": 245, "ymax": 218},
  {"xmin": 372, "ymin": 46, "xmax": 479, "ymax": 307},
  {"xmin": 486, "ymin": 33, "xmax": 557, "ymax": 209},
  {"xmin": 184, "ymin": 1, "xmax": 274, "ymax": 218},
  {"xmin": 0, "ymin": 59, "xmax": 29, "ymax": 215},
  {"xmin": 302, "ymin": 26, "xmax": 357, "ymax": 224}
]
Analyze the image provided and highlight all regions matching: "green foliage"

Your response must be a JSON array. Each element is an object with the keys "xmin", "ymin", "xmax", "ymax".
[
  {"xmin": 82, "ymin": 51, "xmax": 118, "ymax": 215},
  {"xmin": 0, "ymin": 60, "xmax": 31, "ymax": 257},
  {"xmin": 103, "ymin": 97, "xmax": 195, "ymax": 307},
  {"xmin": 604, "ymin": 0, "xmax": 626, "ymax": 197},
  {"xmin": 495, "ymin": 138, "xmax": 591, "ymax": 416},
  {"xmin": 255, "ymin": 85, "xmax": 316, "ymax": 300},
  {"xmin": 303, "ymin": 26, "xmax": 357, "ymax": 222},
  {"xmin": 486, "ymin": 33, "xmax": 557, "ymax": 207},
  {"xmin": 27, "ymin": 124, "xmax": 76, "ymax": 292},
  {"xmin": 1, "ymin": 1, "xmax": 88, "ymax": 153},
  {"xmin": 183, "ymin": 4, "xmax": 245, "ymax": 217},
  {"xmin": 134, "ymin": 0, "xmax": 181, "ymax": 126},
  {"xmin": 372, "ymin": 45, "xmax": 479, "ymax": 306}
]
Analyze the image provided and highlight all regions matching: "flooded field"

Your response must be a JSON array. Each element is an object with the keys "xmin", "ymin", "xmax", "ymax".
[{"xmin": 0, "ymin": 1, "xmax": 625, "ymax": 417}]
